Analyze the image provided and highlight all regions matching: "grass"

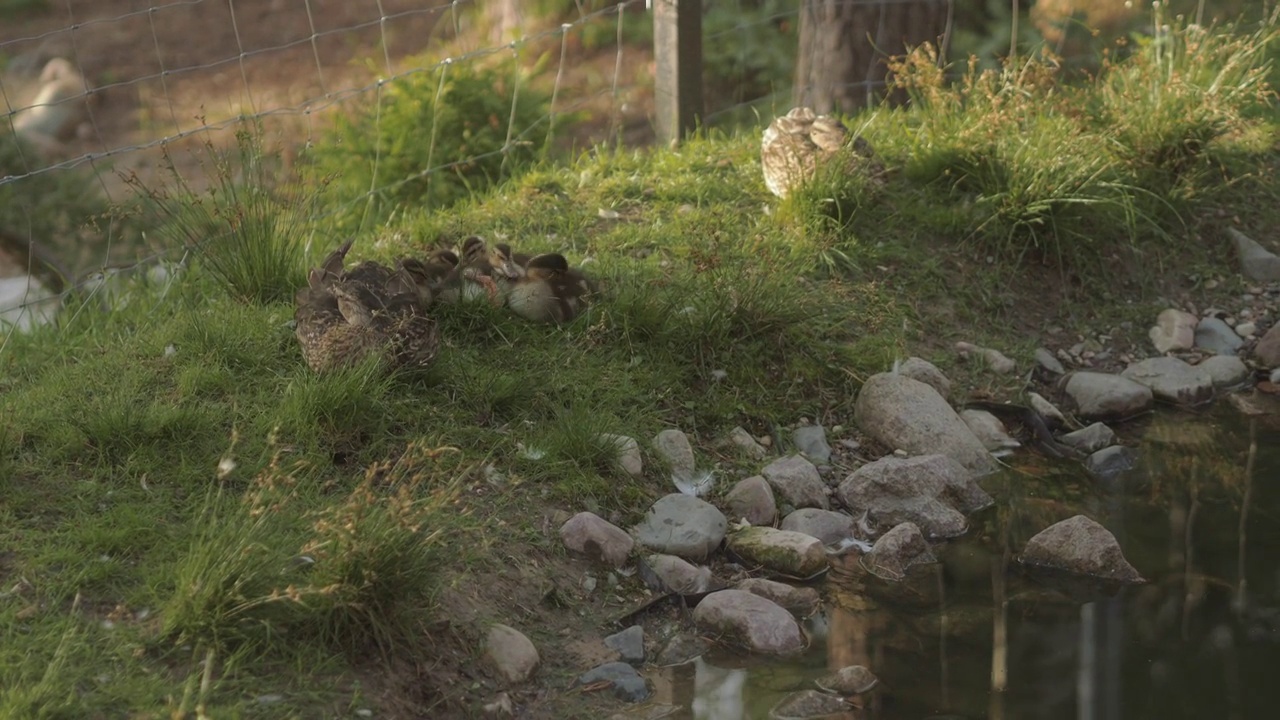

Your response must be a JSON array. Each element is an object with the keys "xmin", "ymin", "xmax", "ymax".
[{"xmin": 1, "ymin": 14, "xmax": 1279, "ymax": 718}]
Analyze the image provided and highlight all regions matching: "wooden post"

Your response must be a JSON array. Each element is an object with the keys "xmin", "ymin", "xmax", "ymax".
[{"xmin": 653, "ymin": 0, "xmax": 702, "ymax": 146}]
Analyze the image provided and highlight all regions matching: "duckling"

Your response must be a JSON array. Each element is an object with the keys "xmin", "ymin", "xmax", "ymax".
[
  {"xmin": 294, "ymin": 241, "xmax": 438, "ymax": 373},
  {"xmin": 505, "ymin": 252, "xmax": 595, "ymax": 324},
  {"xmin": 760, "ymin": 106, "xmax": 885, "ymax": 198},
  {"xmin": 436, "ymin": 236, "xmax": 521, "ymax": 305}
]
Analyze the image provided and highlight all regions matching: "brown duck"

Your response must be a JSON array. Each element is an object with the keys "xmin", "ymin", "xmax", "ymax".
[{"xmin": 505, "ymin": 252, "xmax": 596, "ymax": 324}]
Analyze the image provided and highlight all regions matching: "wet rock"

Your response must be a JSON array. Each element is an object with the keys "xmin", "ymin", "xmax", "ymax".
[
  {"xmin": 724, "ymin": 475, "xmax": 777, "ymax": 526},
  {"xmin": 737, "ymin": 577, "xmax": 821, "ymax": 617},
  {"xmin": 1028, "ymin": 392, "xmax": 1068, "ymax": 429},
  {"xmin": 653, "ymin": 633, "xmax": 710, "ymax": 666},
  {"xmin": 1198, "ymin": 355, "xmax": 1250, "ymax": 388},
  {"xmin": 1059, "ymin": 423, "xmax": 1116, "ymax": 454},
  {"xmin": 1255, "ymin": 324, "xmax": 1280, "ymax": 367},
  {"xmin": 769, "ymin": 689, "xmax": 851, "ymax": 719},
  {"xmin": 792, "ymin": 425, "xmax": 832, "ymax": 464},
  {"xmin": 1149, "ymin": 308, "xmax": 1198, "ymax": 353},
  {"xmin": 955, "ymin": 341, "xmax": 1016, "ymax": 373},
  {"xmin": 692, "ymin": 589, "xmax": 806, "ymax": 655},
  {"xmin": 814, "ymin": 665, "xmax": 879, "ymax": 694},
  {"xmin": 632, "ymin": 494, "xmax": 727, "ymax": 562},
  {"xmin": 638, "ymin": 554, "xmax": 715, "ymax": 594},
  {"xmin": 1035, "ymin": 347, "xmax": 1065, "ymax": 375},
  {"xmin": 652, "ymin": 429, "xmax": 696, "ymax": 478},
  {"xmin": 1086, "ymin": 446, "xmax": 1138, "ymax": 486},
  {"xmin": 728, "ymin": 426, "xmax": 769, "ymax": 459},
  {"xmin": 761, "ymin": 455, "xmax": 830, "ymax": 510},
  {"xmin": 485, "ymin": 624, "xmax": 539, "ymax": 684},
  {"xmin": 779, "ymin": 508, "xmax": 857, "ymax": 546},
  {"xmin": 605, "ymin": 625, "xmax": 646, "ymax": 666},
  {"xmin": 575, "ymin": 661, "xmax": 650, "ymax": 703},
  {"xmin": 895, "ymin": 356, "xmax": 951, "ymax": 397},
  {"xmin": 726, "ymin": 526, "xmax": 828, "ymax": 578},
  {"xmin": 1020, "ymin": 515, "xmax": 1144, "ymax": 583},
  {"xmin": 1061, "ymin": 371, "xmax": 1153, "ymax": 420},
  {"xmin": 837, "ymin": 455, "xmax": 986, "ymax": 539},
  {"xmin": 560, "ymin": 512, "xmax": 634, "ymax": 568},
  {"xmin": 1196, "ymin": 316, "xmax": 1245, "ymax": 356},
  {"xmin": 959, "ymin": 409, "xmax": 1021, "ymax": 453},
  {"xmin": 600, "ymin": 434, "xmax": 643, "ymax": 477},
  {"xmin": 862, "ymin": 522, "xmax": 936, "ymax": 580},
  {"xmin": 1120, "ymin": 357, "xmax": 1214, "ymax": 407},
  {"xmin": 1228, "ymin": 228, "xmax": 1280, "ymax": 282},
  {"xmin": 853, "ymin": 372, "xmax": 996, "ymax": 476}
]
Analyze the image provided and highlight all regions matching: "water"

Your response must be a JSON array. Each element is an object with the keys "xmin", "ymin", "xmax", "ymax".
[{"xmin": 653, "ymin": 405, "xmax": 1280, "ymax": 720}]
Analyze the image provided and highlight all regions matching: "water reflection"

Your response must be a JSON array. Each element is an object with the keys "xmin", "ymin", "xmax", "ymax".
[{"xmin": 657, "ymin": 408, "xmax": 1280, "ymax": 719}]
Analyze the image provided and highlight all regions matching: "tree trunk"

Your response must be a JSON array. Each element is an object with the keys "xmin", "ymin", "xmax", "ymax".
[{"xmin": 794, "ymin": 0, "xmax": 950, "ymax": 114}]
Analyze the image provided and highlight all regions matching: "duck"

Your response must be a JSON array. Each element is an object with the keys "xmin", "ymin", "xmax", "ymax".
[
  {"xmin": 294, "ymin": 240, "xmax": 439, "ymax": 373},
  {"xmin": 505, "ymin": 252, "xmax": 596, "ymax": 324},
  {"xmin": 397, "ymin": 248, "xmax": 459, "ymax": 307},
  {"xmin": 435, "ymin": 236, "xmax": 521, "ymax": 305},
  {"xmin": 760, "ymin": 106, "xmax": 885, "ymax": 198}
]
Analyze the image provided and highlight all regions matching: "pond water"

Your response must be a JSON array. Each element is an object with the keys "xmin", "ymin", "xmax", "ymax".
[{"xmin": 652, "ymin": 404, "xmax": 1280, "ymax": 720}]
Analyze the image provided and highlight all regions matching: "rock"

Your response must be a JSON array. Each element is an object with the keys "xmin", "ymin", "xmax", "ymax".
[
  {"xmin": 638, "ymin": 554, "xmax": 715, "ymax": 594},
  {"xmin": 600, "ymin": 434, "xmax": 643, "ymax": 477},
  {"xmin": 1028, "ymin": 392, "xmax": 1068, "ymax": 429},
  {"xmin": 575, "ymin": 662, "xmax": 650, "ymax": 703},
  {"xmin": 726, "ymin": 526, "xmax": 828, "ymax": 578},
  {"xmin": 632, "ymin": 494, "xmax": 727, "ymax": 562},
  {"xmin": 737, "ymin": 577, "xmax": 821, "ymax": 617},
  {"xmin": 728, "ymin": 426, "xmax": 768, "ymax": 459},
  {"xmin": 1061, "ymin": 371, "xmax": 1153, "ymax": 420},
  {"xmin": 959, "ymin": 409, "xmax": 1021, "ymax": 453},
  {"xmin": 955, "ymin": 341, "xmax": 1016, "ymax": 373},
  {"xmin": 1085, "ymin": 446, "xmax": 1138, "ymax": 486},
  {"xmin": 1120, "ymin": 357, "xmax": 1214, "ymax": 407},
  {"xmin": 482, "ymin": 692, "xmax": 514, "ymax": 716},
  {"xmin": 607, "ymin": 705, "xmax": 679, "ymax": 720},
  {"xmin": 1149, "ymin": 308, "xmax": 1198, "ymax": 352},
  {"xmin": 837, "ymin": 455, "xmax": 989, "ymax": 538},
  {"xmin": 895, "ymin": 356, "xmax": 951, "ymax": 397},
  {"xmin": 861, "ymin": 522, "xmax": 936, "ymax": 580},
  {"xmin": 1059, "ymin": 422, "xmax": 1116, "ymax": 454},
  {"xmin": 1034, "ymin": 347, "xmax": 1065, "ymax": 375},
  {"xmin": 1198, "ymin": 355, "xmax": 1250, "ymax": 388},
  {"xmin": 1237, "ymin": 321, "xmax": 1258, "ymax": 337},
  {"xmin": 485, "ymin": 624, "xmax": 540, "ymax": 684},
  {"xmin": 1020, "ymin": 515, "xmax": 1144, "ymax": 583},
  {"xmin": 792, "ymin": 425, "xmax": 832, "ymax": 464},
  {"xmin": 604, "ymin": 625, "xmax": 646, "ymax": 666},
  {"xmin": 1227, "ymin": 228, "xmax": 1280, "ymax": 282},
  {"xmin": 1256, "ymin": 324, "xmax": 1280, "ymax": 367},
  {"xmin": 653, "ymin": 633, "xmax": 710, "ymax": 666},
  {"xmin": 692, "ymin": 590, "xmax": 806, "ymax": 655},
  {"xmin": 761, "ymin": 455, "xmax": 829, "ymax": 510},
  {"xmin": 769, "ymin": 690, "xmax": 850, "ymax": 719},
  {"xmin": 652, "ymin": 429, "xmax": 696, "ymax": 478},
  {"xmin": 724, "ymin": 475, "xmax": 777, "ymax": 526},
  {"xmin": 1195, "ymin": 316, "xmax": 1245, "ymax": 356},
  {"xmin": 779, "ymin": 508, "xmax": 857, "ymax": 546},
  {"xmin": 853, "ymin": 372, "xmax": 996, "ymax": 476},
  {"xmin": 560, "ymin": 512, "xmax": 634, "ymax": 568},
  {"xmin": 814, "ymin": 665, "xmax": 879, "ymax": 694}
]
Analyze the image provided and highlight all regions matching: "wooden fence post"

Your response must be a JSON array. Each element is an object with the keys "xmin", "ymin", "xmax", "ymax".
[{"xmin": 652, "ymin": 0, "xmax": 703, "ymax": 146}]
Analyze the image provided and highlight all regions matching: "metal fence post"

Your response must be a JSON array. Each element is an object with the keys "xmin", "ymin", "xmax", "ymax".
[{"xmin": 652, "ymin": 0, "xmax": 703, "ymax": 146}]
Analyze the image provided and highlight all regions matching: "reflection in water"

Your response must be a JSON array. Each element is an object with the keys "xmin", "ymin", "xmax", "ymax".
[{"xmin": 660, "ymin": 408, "xmax": 1280, "ymax": 719}]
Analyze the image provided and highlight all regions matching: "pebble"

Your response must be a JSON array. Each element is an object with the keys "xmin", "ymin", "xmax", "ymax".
[{"xmin": 1237, "ymin": 322, "xmax": 1257, "ymax": 337}]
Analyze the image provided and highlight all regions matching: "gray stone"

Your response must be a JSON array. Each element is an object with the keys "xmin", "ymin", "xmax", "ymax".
[
  {"xmin": 1061, "ymin": 371, "xmax": 1153, "ymax": 420},
  {"xmin": 1020, "ymin": 515, "xmax": 1144, "ymax": 583},
  {"xmin": 1086, "ymin": 445, "xmax": 1138, "ymax": 485},
  {"xmin": 1149, "ymin": 308, "xmax": 1198, "ymax": 353},
  {"xmin": 896, "ymin": 356, "xmax": 951, "ymax": 397},
  {"xmin": 560, "ymin": 512, "xmax": 634, "ymax": 568},
  {"xmin": 639, "ymin": 554, "xmax": 715, "ymax": 594},
  {"xmin": 862, "ymin": 522, "xmax": 936, "ymax": 580},
  {"xmin": 728, "ymin": 426, "xmax": 768, "ymax": 459},
  {"xmin": 837, "ymin": 455, "xmax": 989, "ymax": 538},
  {"xmin": 604, "ymin": 625, "xmax": 646, "ymax": 666},
  {"xmin": 632, "ymin": 494, "xmax": 727, "ymax": 562},
  {"xmin": 853, "ymin": 372, "xmax": 996, "ymax": 476},
  {"xmin": 960, "ymin": 409, "xmax": 1021, "ymax": 453},
  {"xmin": 692, "ymin": 589, "xmax": 806, "ymax": 656},
  {"xmin": 652, "ymin": 429, "xmax": 696, "ymax": 478},
  {"xmin": 485, "ymin": 624, "xmax": 539, "ymax": 684},
  {"xmin": 726, "ymin": 526, "xmax": 828, "ymax": 578},
  {"xmin": 575, "ymin": 662, "xmax": 650, "ymax": 703},
  {"xmin": 1195, "ymin": 316, "xmax": 1245, "ymax": 356},
  {"xmin": 1028, "ymin": 392, "xmax": 1068, "ymax": 429},
  {"xmin": 761, "ymin": 455, "xmax": 829, "ymax": 510},
  {"xmin": 1035, "ymin": 347, "xmax": 1065, "ymax": 375},
  {"xmin": 724, "ymin": 475, "xmax": 777, "ymax": 526},
  {"xmin": 779, "ymin": 508, "xmax": 857, "ymax": 546},
  {"xmin": 1059, "ymin": 422, "xmax": 1116, "ymax": 454},
  {"xmin": 1198, "ymin": 355, "xmax": 1250, "ymax": 388},
  {"xmin": 652, "ymin": 634, "xmax": 710, "ymax": 667},
  {"xmin": 737, "ymin": 577, "xmax": 821, "ymax": 617},
  {"xmin": 1228, "ymin": 228, "xmax": 1280, "ymax": 282},
  {"xmin": 600, "ymin": 434, "xmax": 643, "ymax": 477},
  {"xmin": 792, "ymin": 425, "xmax": 832, "ymax": 464},
  {"xmin": 955, "ymin": 341, "xmax": 1016, "ymax": 373},
  {"xmin": 1121, "ymin": 356, "xmax": 1214, "ymax": 406},
  {"xmin": 814, "ymin": 665, "xmax": 879, "ymax": 695},
  {"xmin": 770, "ymin": 690, "xmax": 849, "ymax": 719},
  {"xmin": 1256, "ymin": 324, "xmax": 1280, "ymax": 367}
]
